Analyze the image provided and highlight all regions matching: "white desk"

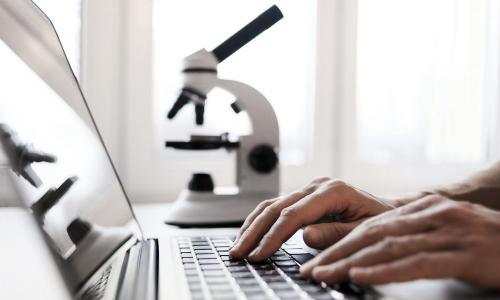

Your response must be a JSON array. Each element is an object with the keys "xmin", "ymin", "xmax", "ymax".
[{"xmin": 134, "ymin": 203, "xmax": 500, "ymax": 300}]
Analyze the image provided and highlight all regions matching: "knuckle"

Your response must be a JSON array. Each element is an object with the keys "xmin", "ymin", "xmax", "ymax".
[
  {"xmin": 263, "ymin": 204, "xmax": 281, "ymax": 217},
  {"xmin": 436, "ymin": 202, "xmax": 467, "ymax": 219},
  {"xmin": 326, "ymin": 179, "xmax": 347, "ymax": 188},
  {"xmin": 421, "ymin": 194, "xmax": 447, "ymax": 205},
  {"xmin": 311, "ymin": 176, "xmax": 331, "ymax": 184},
  {"xmin": 280, "ymin": 206, "xmax": 299, "ymax": 218},
  {"xmin": 257, "ymin": 199, "xmax": 274, "ymax": 210},
  {"xmin": 302, "ymin": 184, "xmax": 320, "ymax": 195},
  {"xmin": 362, "ymin": 223, "xmax": 384, "ymax": 239}
]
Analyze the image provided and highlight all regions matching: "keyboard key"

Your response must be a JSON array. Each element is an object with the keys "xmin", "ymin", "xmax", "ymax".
[
  {"xmin": 179, "ymin": 247, "xmax": 191, "ymax": 253},
  {"xmin": 216, "ymin": 247, "xmax": 231, "ymax": 251},
  {"xmin": 227, "ymin": 266, "xmax": 248, "ymax": 272},
  {"xmin": 271, "ymin": 255, "xmax": 292, "ymax": 261},
  {"xmin": 308, "ymin": 292, "xmax": 334, "ymax": 300},
  {"xmin": 284, "ymin": 248, "xmax": 310, "ymax": 255},
  {"xmin": 274, "ymin": 260, "xmax": 298, "ymax": 267},
  {"xmin": 182, "ymin": 258, "xmax": 195, "ymax": 263},
  {"xmin": 261, "ymin": 275, "xmax": 286, "ymax": 283},
  {"xmin": 240, "ymin": 285, "xmax": 264, "ymax": 293},
  {"xmin": 301, "ymin": 284, "xmax": 324, "ymax": 294},
  {"xmin": 183, "ymin": 263, "xmax": 197, "ymax": 269},
  {"xmin": 184, "ymin": 269, "xmax": 198, "ymax": 276},
  {"xmin": 202, "ymin": 270, "xmax": 226, "ymax": 277},
  {"xmin": 252, "ymin": 264, "xmax": 274, "ymax": 270},
  {"xmin": 201, "ymin": 264, "xmax": 223, "ymax": 270},
  {"xmin": 186, "ymin": 276, "xmax": 201, "ymax": 284},
  {"xmin": 198, "ymin": 259, "xmax": 220, "ymax": 264},
  {"xmin": 196, "ymin": 254, "xmax": 217, "ymax": 259},
  {"xmin": 279, "ymin": 265, "xmax": 300, "ymax": 273},
  {"xmin": 218, "ymin": 251, "xmax": 230, "ymax": 256},
  {"xmin": 290, "ymin": 253, "xmax": 314, "ymax": 264},
  {"xmin": 181, "ymin": 253, "xmax": 193, "ymax": 258},
  {"xmin": 246, "ymin": 295, "xmax": 270, "ymax": 300},
  {"xmin": 206, "ymin": 277, "xmax": 231, "ymax": 284},
  {"xmin": 275, "ymin": 290, "xmax": 301, "ymax": 298},
  {"xmin": 255, "ymin": 269, "xmax": 279, "ymax": 276},
  {"xmin": 212, "ymin": 294, "xmax": 238, "ymax": 300},
  {"xmin": 235, "ymin": 278, "xmax": 260, "ymax": 286},
  {"xmin": 225, "ymin": 261, "xmax": 245, "ymax": 267},
  {"xmin": 193, "ymin": 246, "xmax": 212, "ymax": 250},
  {"xmin": 208, "ymin": 283, "xmax": 233, "ymax": 291},
  {"xmin": 231, "ymin": 272, "xmax": 254, "ymax": 279},
  {"xmin": 267, "ymin": 282, "xmax": 293, "ymax": 290},
  {"xmin": 194, "ymin": 249, "xmax": 214, "ymax": 254}
]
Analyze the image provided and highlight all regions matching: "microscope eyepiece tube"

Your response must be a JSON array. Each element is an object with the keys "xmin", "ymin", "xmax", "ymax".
[{"xmin": 212, "ymin": 5, "xmax": 283, "ymax": 63}]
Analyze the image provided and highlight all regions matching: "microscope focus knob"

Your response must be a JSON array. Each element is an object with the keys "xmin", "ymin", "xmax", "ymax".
[
  {"xmin": 248, "ymin": 144, "xmax": 278, "ymax": 174},
  {"xmin": 188, "ymin": 173, "xmax": 215, "ymax": 192}
]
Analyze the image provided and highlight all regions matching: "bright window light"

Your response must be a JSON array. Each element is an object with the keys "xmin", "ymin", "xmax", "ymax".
[{"xmin": 357, "ymin": 0, "xmax": 498, "ymax": 165}]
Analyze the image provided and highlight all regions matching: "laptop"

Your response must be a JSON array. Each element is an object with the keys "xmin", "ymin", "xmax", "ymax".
[{"xmin": 1, "ymin": 1, "xmax": 499, "ymax": 300}]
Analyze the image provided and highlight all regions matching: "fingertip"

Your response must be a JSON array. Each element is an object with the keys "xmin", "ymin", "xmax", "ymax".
[
  {"xmin": 311, "ymin": 266, "xmax": 330, "ymax": 281},
  {"xmin": 247, "ymin": 248, "xmax": 263, "ymax": 262},
  {"xmin": 303, "ymin": 226, "xmax": 323, "ymax": 248},
  {"xmin": 299, "ymin": 263, "xmax": 313, "ymax": 278},
  {"xmin": 228, "ymin": 245, "xmax": 241, "ymax": 259}
]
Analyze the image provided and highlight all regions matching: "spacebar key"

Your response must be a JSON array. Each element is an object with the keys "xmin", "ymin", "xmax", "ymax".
[{"xmin": 290, "ymin": 254, "xmax": 314, "ymax": 264}]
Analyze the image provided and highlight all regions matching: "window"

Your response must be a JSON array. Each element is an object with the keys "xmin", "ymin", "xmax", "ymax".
[
  {"xmin": 341, "ymin": 0, "xmax": 500, "ymax": 194},
  {"xmin": 153, "ymin": 0, "xmax": 317, "ymax": 165}
]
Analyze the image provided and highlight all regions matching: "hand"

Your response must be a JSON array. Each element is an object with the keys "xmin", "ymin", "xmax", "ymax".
[
  {"xmin": 301, "ymin": 195, "xmax": 500, "ymax": 289},
  {"xmin": 229, "ymin": 177, "xmax": 395, "ymax": 261}
]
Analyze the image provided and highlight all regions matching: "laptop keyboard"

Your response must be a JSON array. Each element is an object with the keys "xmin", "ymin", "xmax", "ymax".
[{"xmin": 176, "ymin": 236, "xmax": 377, "ymax": 300}]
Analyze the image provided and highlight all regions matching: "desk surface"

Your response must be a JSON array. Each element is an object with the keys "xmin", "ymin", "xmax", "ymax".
[{"xmin": 133, "ymin": 203, "xmax": 500, "ymax": 300}]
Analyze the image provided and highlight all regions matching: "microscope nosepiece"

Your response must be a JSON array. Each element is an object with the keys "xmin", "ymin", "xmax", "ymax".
[{"xmin": 167, "ymin": 88, "xmax": 207, "ymax": 125}]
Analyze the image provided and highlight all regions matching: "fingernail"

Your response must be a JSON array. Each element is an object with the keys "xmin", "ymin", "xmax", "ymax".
[
  {"xmin": 228, "ymin": 245, "xmax": 239, "ymax": 258},
  {"xmin": 248, "ymin": 248, "xmax": 261, "ymax": 261}
]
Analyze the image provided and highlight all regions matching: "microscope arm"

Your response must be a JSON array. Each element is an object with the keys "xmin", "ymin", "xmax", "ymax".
[{"xmin": 216, "ymin": 78, "xmax": 279, "ymax": 146}]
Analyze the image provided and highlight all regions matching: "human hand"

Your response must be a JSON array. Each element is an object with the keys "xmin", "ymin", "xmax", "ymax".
[
  {"xmin": 229, "ymin": 177, "xmax": 395, "ymax": 261},
  {"xmin": 301, "ymin": 195, "xmax": 500, "ymax": 289}
]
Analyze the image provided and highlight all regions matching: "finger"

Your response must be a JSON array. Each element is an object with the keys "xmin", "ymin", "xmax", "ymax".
[
  {"xmin": 234, "ymin": 198, "xmax": 277, "ymax": 244},
  {"xmin": 311, "ymin": 233, "xmax": 458, "ymax": 283},
  {"xmin": 248, "ymin": 181, "xmax": 352, "ymax": 261},
  {"xmin": 230, "ymin": 178, "xmax": 330, "ymax": 258},
  {"xmin": 229, "ymin": 193, "xmax": 307, "ymax": 258},
  {"xmin": 303, "ymin": 221, "xmax": 363, "ymax": 250},
  {"xmin": 348, "ymin": 252, "xmax": 462, "ymax": 285},
  {"xmin": 301, "ymin": 211, "xmax": 436, "ymax": 277}
]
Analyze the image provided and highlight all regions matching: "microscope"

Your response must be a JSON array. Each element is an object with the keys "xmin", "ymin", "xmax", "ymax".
[{"xmin": 164, "ymin": 5, "xmax": 283, "ymax": 226}]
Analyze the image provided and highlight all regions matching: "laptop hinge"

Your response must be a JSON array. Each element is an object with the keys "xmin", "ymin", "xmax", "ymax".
[{"xmin": 118, "ymin": 239, "xmax": 158, "ymax": 300}]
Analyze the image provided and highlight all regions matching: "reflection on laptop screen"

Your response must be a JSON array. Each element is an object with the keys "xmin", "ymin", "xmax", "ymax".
[{"xmin": 0, "ymin": 0, "xmax": 142, "ymax": 292}]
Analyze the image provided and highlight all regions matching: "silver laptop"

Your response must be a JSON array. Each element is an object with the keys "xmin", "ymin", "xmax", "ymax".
[{"xmin": 1, "ymin": 1, "xmax": 499, "ymax": 300}]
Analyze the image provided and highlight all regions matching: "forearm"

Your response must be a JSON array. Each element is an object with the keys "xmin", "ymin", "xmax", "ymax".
[{"xmin": 393, "ymin": 161, "xmax": 500, "ymax": 210}]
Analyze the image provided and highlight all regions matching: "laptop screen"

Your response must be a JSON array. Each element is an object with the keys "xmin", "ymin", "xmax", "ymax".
[{"xmin": 0, "ymin": 0, "xmax": 142, "ymax": 292}]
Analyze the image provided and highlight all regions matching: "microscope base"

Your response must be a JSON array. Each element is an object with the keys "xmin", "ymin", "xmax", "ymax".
[{"xmin": 164, "ymin": 189, "xmax": 278, "ymax": 227}]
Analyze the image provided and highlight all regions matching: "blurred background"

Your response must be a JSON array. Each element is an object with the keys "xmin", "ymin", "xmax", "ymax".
[{"xmin": 3, "ymin": 0, "xmax": 499, "ymax": 205}]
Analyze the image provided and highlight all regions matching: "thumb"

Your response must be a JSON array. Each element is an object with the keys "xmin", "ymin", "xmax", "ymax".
[{"xmin": 303, "ymin": 221, "xmax": 362, "ymax": 249}]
